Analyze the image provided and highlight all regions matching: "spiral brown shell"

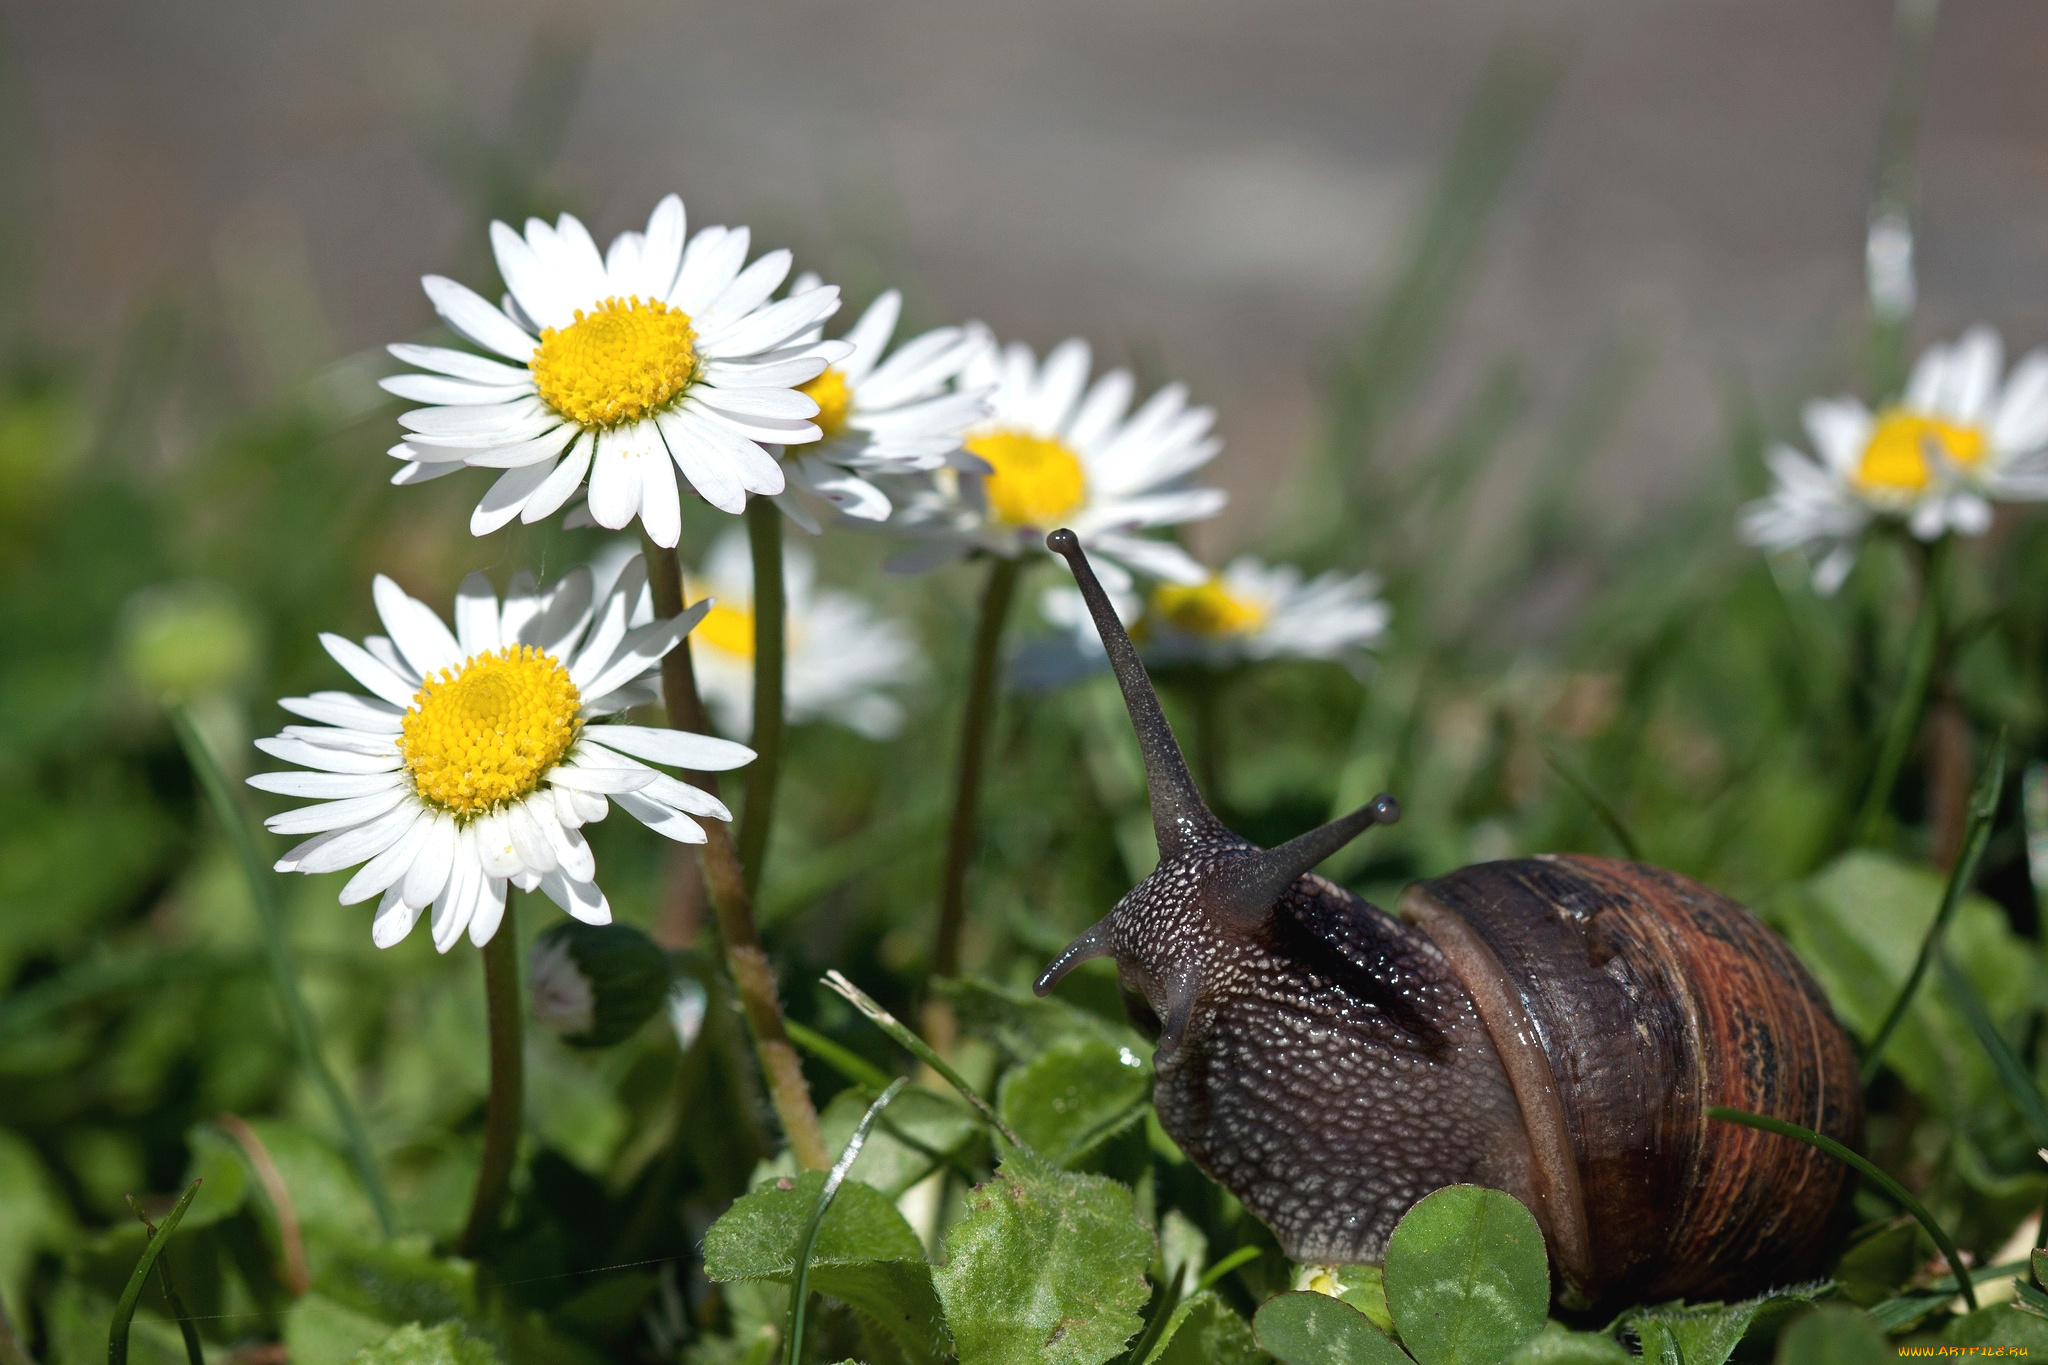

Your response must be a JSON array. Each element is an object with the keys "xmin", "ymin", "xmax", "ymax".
[{"xmin": 1400, "ymin": 854, "xmax": 1863, "ymax": 1308}]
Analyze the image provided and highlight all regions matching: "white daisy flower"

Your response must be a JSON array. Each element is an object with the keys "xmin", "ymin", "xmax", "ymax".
[
  {"xmin": 770, "ymin": 273, "xmax": 989, "ymax": 533},
  {"xmin": 887, "ymin": 336, "xmax": 1226, "ymax": 590},
  {"xmin": 685, "ymin": 530, "xmax": 921, "ymax": 740},
  {"xmin": 380, "ymin": 194, "xmax": 848, "ymax": 547},
  {"xmin": 1044, "ymin": 556, "xmax": 1389, "ymax": 666},
  {"xmin": 248, "ymin": 559, "xmax": 753, "ymax": 952},
  {"xmin": 1739, "ymin": 326, "xmax": 2048, "ymax": 593}
]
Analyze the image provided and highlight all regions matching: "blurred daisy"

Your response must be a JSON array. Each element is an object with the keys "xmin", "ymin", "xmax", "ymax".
[
  {"xmin": 1044, "ymin": 556, "xmax": 1388, "ymax": 666},
  {"xmin": 888, "ymin": 336, "xmax": 1225, "ymax": 590},
  {"xmin": 381, "ymin": 194, "xmax": 846, "ymax": 547},
  {"xmin": 687, "ymin": 530, "xmax": 920, "ymax": 739},
  {"xmin": 1740, "ymin": 326, "xmax": 2048, "ymax": 593},
  {"xmin": 249, "ymin": 560, "xmax": 753, "ymax": 952},
  {"xmin": 772, "ymin": 274, "xmax": 989, "ymax": 532}
]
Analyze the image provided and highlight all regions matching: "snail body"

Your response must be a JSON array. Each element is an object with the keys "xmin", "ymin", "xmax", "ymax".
[{"xmin": 1035, "ymin": 529, "xmax": 1862, "ymax": 1309}]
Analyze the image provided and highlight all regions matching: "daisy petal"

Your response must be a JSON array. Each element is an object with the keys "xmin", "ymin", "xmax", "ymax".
[
  {"xmin": 421, "ymin": 276, "xmax": 537, "ymax": 361},
  {"xmin": 613, "ymin": 790, "xmax": 707, "ymax": 844}
]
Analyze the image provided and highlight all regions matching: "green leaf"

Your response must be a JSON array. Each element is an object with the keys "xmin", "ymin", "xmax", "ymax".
[
  {"xmin": 996, "ymin": 1037, "xmax": 1152, "ymax": 1166},
  {"xmin": 1382, "ymin": 1185, "xmax": 1548, "ymax": 1365},
  {"xmin": 243, "ymin": 1119, "xmax": 381, "ymax": 1242},
  {"xmin": 1503, "ymin": 1324, "xmax": 1631, "ymax": 1363},
  {"xmin": 703, "ymin": 1170, "xmax": 947, "ymax": 1363},
  {"xmin": 933, "ymin": 1149, "xmax": 1155, "ymax": 1365},
  {"xmin": 284, "ymin": 1293, "xmax": 399, "ymax": 1365},
  {"xmin": 311, "ymin": 1238, "xmax": 477, "ymax": 1327},
  {"xmin": 349, "ymin": 1321, "xmax": 504, "ymax": 1364},
  {"xmin": 1299, "ymin": 1263, "xmax": 1394, "ymax": 1335},
  {"xmin": 176, "ymin": 1123, "xmax": 252, "ymax": 1229},
  {"xmin": 812, "ymin": 1085, "xmax": 983, "ymax": 1200},
  {"xmin": 1251, "ymin": 1291, "xmax": 1413, "ymax": 1365},
  {"xmin": 1772, "ymin": 1306, "xmax": 1890, "ymax": 1364},
  {"xmin": 936, "ymin": 977, "xmax": 1146, "ymax": 1060},
  {"xmin": 0, "ymin": 1128, "xmax": 71, "ymax": 1328},
  {"xmin": 1944, "ymin": 1302, "xmax": 2048, "ymax": 1349},
  {"xmin": 1627, "ymin": 1285, "xmax": 1827, "ymax": 1365},
  {"xmin": 1834, "ymin": 1220, "xmax": 1924, "ymax": 1305},
  {"xmin": 1769, "ymin": 850, "xmax": 2024, "ymax": 1118},
  {"xmin": 1140, "ymin": 1290, "xmax": 1262, "ymax": 1365}
]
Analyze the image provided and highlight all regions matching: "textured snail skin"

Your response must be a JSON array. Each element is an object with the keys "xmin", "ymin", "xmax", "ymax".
[{"xmin": 1104, "ymin": 846, "xmax": 1540, "ymax": 1269}]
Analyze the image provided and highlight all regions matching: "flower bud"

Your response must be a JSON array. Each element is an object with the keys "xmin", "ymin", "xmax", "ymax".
[{"xmin": 527, "ymin": 922, "xmax": 672, "ymax": 1048}]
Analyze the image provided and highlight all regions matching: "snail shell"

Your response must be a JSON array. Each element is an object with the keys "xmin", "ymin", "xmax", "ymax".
[
  {"xmin": 1035, "ymin": 527, "xmax": 1863, "ymax": 1307},
  {"xmin": 1400, "ymin": 854, "xmax": 1862, "ymax": 1307}
]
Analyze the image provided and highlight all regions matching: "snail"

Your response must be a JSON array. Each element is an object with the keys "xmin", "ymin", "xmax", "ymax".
[{"xmin": 1032, "ymin": 528, "xmax": 1862, "ymax": 1310}]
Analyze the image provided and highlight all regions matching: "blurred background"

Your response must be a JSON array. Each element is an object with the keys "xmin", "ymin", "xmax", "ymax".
[{"xmin": 12, "ymin": 0, "xmax": 2048, "ymax": 544}]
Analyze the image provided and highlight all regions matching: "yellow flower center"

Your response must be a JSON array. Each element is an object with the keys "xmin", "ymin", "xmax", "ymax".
[
  {"xmin": 1150, "ymin": 578, "xmax": 1269, "ymax": 638},
  {"xmin": 1854, "ymin": 408, "xmax": 1989, "ymax": 496},
  {"xmin": 800, "ymin": 368, "xmax": 856, "ymax": 441},
  {"xmin": 692, "ymin": 602, "xmax": 755, "ymax": 660},
  {"xmin": 529, "ymin": 296, "xmax": 698, "ymax": 430},
  {"xmin": 965, "ymin": 429, "xmax": 1089, "ymax": 528},
  {"xmin": 398, "ymin": 646, "xmax": 581, "ymax": 818}
]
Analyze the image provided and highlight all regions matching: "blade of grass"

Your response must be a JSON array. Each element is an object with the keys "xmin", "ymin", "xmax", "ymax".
[
  {"xmin": 1197, "ymin": 1246, "xmax": 1264, "ymax": 1292},
  {"xmin": 1852, "ymin": 538, "xmax": 1946, "ymax": 845},
  {"xmin": 1861, "ymin": 730, "xmax": 2004, "ymax": 1085},
  {"xmin": 1937, "ymin": 947, "xmax": 2048, "ymax": 1143},
  {"xmin": 1543, "ymin": 745, "xmax": 1643, "ymax": 861},
  {"xmin": 822, "ymin": 971, "xmax": 1025, "ymax": 1149},
  {"xmin": 170, "ymin": 706, "xmax": 393, "ymax": 1237},
  {"xmin": 109, "ymin": 1180, "xmax": 201, "ymax": 1365},
  {"xmin": 1868, "ymin": 1259, "xmax": 2027, "ymax": 1332},
  {"xmin": 784, "ymin": 1078, "xmax": 907, "ymax": 1365},
  {"xmin": 783, "ymin": 1018, "xmax": 896, "ymax": 1093},
  {"xmin": 1708, "ymin": 1106, "xmax": 1976, "ymax": 1312},
  {"xmin": 124, "ymin": 1198, "xmax": 202, "ymax": 1365}
]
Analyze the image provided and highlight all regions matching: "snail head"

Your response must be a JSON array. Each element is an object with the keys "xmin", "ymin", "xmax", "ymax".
[{"xmin": 1032, "ymin": 529, "xmax": 1399, "ymax": 1055}]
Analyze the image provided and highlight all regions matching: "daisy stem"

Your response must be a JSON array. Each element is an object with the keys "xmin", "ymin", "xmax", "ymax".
[
  {"xmin": 738, "ymin": 497, "xmax": 786, "ymax": 897},
  {"xmin": 1853, "ymin": 535, "xmax": 1949, "ymax": 846},
  {"xmin": 169, "ymin": 704, "xmax": 395, "ymax": 1239},
  {"xmin": 642, "ymin": 531, "xmax": 830, "ymax": 1171},
  {"xmin": 929, "ymin": 554, "xmax": 1024, "ymax": 1036},
  {"xmin": 458, "ymin": 901, "xmax": 522, "ymax": 1257}
]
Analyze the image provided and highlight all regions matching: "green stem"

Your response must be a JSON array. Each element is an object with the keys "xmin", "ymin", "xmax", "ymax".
[
  {"xmin": 169, "ymin": 707, "xmax": 393, "ymax": 1238},
  {"xmin": 1708, "ymin": 1106, "xmax": 1977, "ymax": 1312},
  {"xmin": 458, "ymin": 902, "xmax": 523, "ymax": 1257},
  {"xmin": 932, "ymin": 555, "xmax": 1023, "ymax": 984},
  {"xmin": 109, "ymin": 1180, "xmax": 200, "ymax": 1365},
  {"xmin": 738, "ymin": 498, "xmax": 786, "ymax": 897},
  {"xmin": 1862, "ymin": 731, "xmax": 2004, "ymax": 1086},
  {"xmin": 1187, "ymin": 675, "xmax": 1225, "ymax": 807},
  {"xmin": 1852, "ymin": 537, "xmax": 1947, "ymax": 847},
  {"xmin": 824, "ymin": 971, "xmax": 1024, "ymax": 1150},
  {"xmin": 642, "ymin": 531, "xmax": 828, "ymax": 1171}
]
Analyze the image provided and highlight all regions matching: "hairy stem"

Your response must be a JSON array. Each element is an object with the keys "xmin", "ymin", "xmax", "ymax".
[
  {"xmin": 642, "ymin": 530, "xmax": 828, "ymax": 1171},
  {"xmin": 929, "ymin": 555, "xmax": 1023, "ymax": 1028},
  {"xmin": 739, "ymin": 497, "xmax": 786, "ymax": 897},
  {"xmin": 171, "ymin": 706, "xmax": 393, "ymax": 1237},
  {"xmin": 458, "ymin": 902, "xmax": 523, "ymax": 1256}
]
